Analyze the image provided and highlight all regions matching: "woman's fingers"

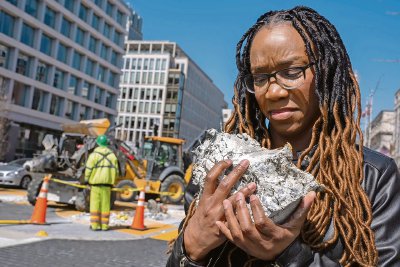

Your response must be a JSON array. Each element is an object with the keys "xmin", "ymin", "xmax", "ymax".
[
  {"xmin": 215, "ymin": 220, "xmax": 233, "ymax": 241},
  {"xmin": 283, "ymin": 191, "xmax": 316, "ymax": 229},
  {"xmin": 227, "ymin": 182, "xmax": 257, "ymax": 206},
  {"xmin": 202, "ymin": 159, "xmax": 232, "ymax": 197},
  {"xmin": 214, "ymin": 160, "xmax": 249, "ymax": 201},
  {"xmin": 249, "ymin": 194, "xmax": 276, "ymax": 235},
  {"xmin": 222, "ymin": 199, "xmax": 243, "ymax": 241},
  {"xmin": 234, "ymin": 192, "xmax": 257, "ymax": 238}
]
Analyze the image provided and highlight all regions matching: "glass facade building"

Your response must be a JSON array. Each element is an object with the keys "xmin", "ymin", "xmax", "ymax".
[
  {"xmin": 0, "ymin": 0, "xmax": 134, "ymax": 159},
  {"xmin": 116, "ymin": 41, "xmax": 227, "ymax": 149}
]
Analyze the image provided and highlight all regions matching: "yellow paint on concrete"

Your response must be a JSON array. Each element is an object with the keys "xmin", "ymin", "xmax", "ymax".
[
  {"xmin": 36, "ymin": 230, "xmax": 48, "ymax": 237},
  {"xmin": 0, "ymin": 188, "xmax": 27, "ymax": 196},
  {"xmin": 117, "ymin": 222, "xmax": 175, "ymax": 235},
  {"xmin": 151, "ymin": 229, "xmax": 178, "ymax": 241},
  {"xmin": 55, "ymin": 209, "xmax": 81, "ymax": 219}
]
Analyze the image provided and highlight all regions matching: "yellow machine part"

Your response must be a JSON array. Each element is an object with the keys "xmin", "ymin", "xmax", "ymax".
[
  {"xmin": 144, "ymin": 136, "xmax": 186, "ymax": 145},
  {"xmin": 61, "ymin": 118, "xmax": 111, "ymax": 136},
  {"xmin": 184, "ymin": 163, "xmax": 193, "ymax": 184}
]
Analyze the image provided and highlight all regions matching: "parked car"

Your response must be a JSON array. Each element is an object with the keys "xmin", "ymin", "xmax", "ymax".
[{"xmin": 0, "ymin": 158, "xmax": 32, "ymax": 189}]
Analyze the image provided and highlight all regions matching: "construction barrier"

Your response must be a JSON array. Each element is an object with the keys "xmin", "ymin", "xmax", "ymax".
[
  {"xmin": 30, "ymin": 174, "xmax": 51, "ymax": 224},
  {"xmin": 130, "ymin": 190, "xmax": 147, "ymax": 230},
  {"xmin": 49, "ymin": 177, "xmax": 183, "ymax": 196}
]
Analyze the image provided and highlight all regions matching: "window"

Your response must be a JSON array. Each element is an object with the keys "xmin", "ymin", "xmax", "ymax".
[
  {"xmin": 94, "ymin": 0, "xmax": 103, "ymax": 8},
  {"xmin": 16, "ymin": 53, "xmax": 31, "ymax": 77},
  {"xmin": 53, "ymin": 69, "xmax": 65, "ymax": 90},
  {"xmin": 0, "ymin": 44, "xmax": 10, "ymax": 69},
  {"xmin": 81, "ymin": 82, "xmax": 90, "ymax": 99},
  {"xmin": 94, "ymin": 87, "xmax": 103, "ymax": 104},
  {"xmin": 111, "ymin": 51, "xmax": 118, "ymax": 66},
  {"xmin": 79, "ymin": 105, "xmax": 90, "ymax": 120},
  {"xmin": 116, "ymin": 10, "xmax": 124, "ymax": 26},
  {"xmin": 100, "ymin": 44, "xmax": 109, "ymax": 60},
  {"xmin": 21, "ymin": 23, "xmax": 35, "ymax": 47},
  {"xmin": 79, "ymin": 5, "xmax": 88, "ymax": 22},
  {"xmin": 93, "ymin": 109, "xmax": 101, "ymax": 119},
  {"xmin": 89, "ymin": 36, "xmax": 97, "ymax": 52},
  {"xmin": 25, "ymin": 0, "xmax": 39, "ymax": 18},
  {"xmin": 36, "ymin": 61, "xmax": 49, "ymax": 83},
  {"xmin": 6, "ymin": 0, "xmax": 18, "ymax": 6},
  {"xmin": 97, "ymin": 65, "xmax": 106, "ymax": 82},
  {"xmin": 50, "ymin": 95, "xmax": 62, "ymax": 116},
  {"xmin": 108, "ymin": 72, "xmax": 116, "ymax": 87},
  {"xmin": 91, "ymin": 13, "xmax": 100, "ymax": 31},
  {"xmin": 57, "ymin": 43, "xmax": 68, "ymax": 64},
  {"xmin": 0, "ymin": 11, "xmax": 15, "ymax": 37},
  {"xmin": 61, "ymin": 17, "xmax": 72, "ymax": 38},
  {"xmin": 72, "ymin": 51, "xmax": 82, "ymax": 70},
  {"xmin": 64, "ymin": 0, "xmax": 75, "ymax": 13},
  {"xmin": 68, "ymin": 75, "xmax": 78, "ymax": 95},
  {"xmin": 85, "ymin": 58, "xmax": 95, "ymax": 76},
  {"xmin": 103, "ymin": 23, "xmax": 111, "ymax": 39},
  {"xmin": 65, "ymin": 100, "xmax": 77, "ymax": 120},
  {"xmin": 106, "ymin": 2, "xmax": 114, "ymax": 17},
  {"xmin": 32, "ymin": 89, "xmax": 48, "ymax": 112},
  {"xmin": 105, "ymin": 92, "xmax": 113, "ymax": 108},
  {"xmin": 44, "ymin": 7, "xmax": 56, "ymax": 28},
  {"xmin": 12, "ymin": 82, "xmax": 30, "ymax": 107},
  {"xmin": 114, "ymin": 31, "xmax": 122, "ymax": 46},
  {"xmin": 40, "ymin": 34, "xmax": 53, "ymax": 56},
  {"xmin": 75, "ymin": 27, "xmax": 85, "ymax": 47}
]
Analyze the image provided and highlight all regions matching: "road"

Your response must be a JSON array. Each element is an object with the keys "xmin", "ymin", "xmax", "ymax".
[{"xmin": 0, "ymin": 188, "xmax": 184, "ymax": 267}]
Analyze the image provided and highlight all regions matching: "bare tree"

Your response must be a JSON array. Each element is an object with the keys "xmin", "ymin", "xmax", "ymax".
[{"xmin": 0, "ymin": 77, "xmax": 10, "ymax": 162}]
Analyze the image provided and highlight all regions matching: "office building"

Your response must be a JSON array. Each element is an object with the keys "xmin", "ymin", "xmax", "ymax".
[
  {"xmin": 116, "ymin": 41, "xmax": 227, "ymax": 148},
  {"xmin": 0, "ymin": 0, "xmax": 136, "ymax": 159},
  {"xmin": 369, "ymin": 110, "xmax": 395, "ymax": 156}
]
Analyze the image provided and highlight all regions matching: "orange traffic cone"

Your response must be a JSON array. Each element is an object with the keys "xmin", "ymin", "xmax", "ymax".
[
  {"xmin": 130, "ymin": 189, "xmax": 147, "ymax": 230},
  {"xmin": 30, "ymin": 175, "xmax": 51, "ymax": 224}
]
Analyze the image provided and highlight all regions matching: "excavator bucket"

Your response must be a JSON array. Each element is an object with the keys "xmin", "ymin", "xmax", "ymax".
[{"xmin": 61, "ymin": 118, "xmax": 111, "ymax": 136}]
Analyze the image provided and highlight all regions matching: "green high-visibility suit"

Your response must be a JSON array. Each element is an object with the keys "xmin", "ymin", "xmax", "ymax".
[{"xmin": 84, "ymin": 146, "xmax": 119, "ymax": 230}]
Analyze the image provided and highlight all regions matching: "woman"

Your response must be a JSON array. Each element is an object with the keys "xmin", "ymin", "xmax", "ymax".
[{"xmin": 167, "ymin": 6, "xmax": 400, "ymax": 266}]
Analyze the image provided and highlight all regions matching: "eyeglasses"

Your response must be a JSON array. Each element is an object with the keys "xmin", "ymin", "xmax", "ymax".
[{"xmin": 244, "ymin": 63, "xmax": 314, "ymax": 94}]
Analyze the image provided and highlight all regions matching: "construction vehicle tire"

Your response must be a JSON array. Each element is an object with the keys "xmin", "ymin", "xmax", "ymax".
[
  {"xmin": 75, "ymin": 189, "xmax": 90, "ymax": 212},
  {"xmin": 27, "ymin": 178, "xmax": 43, "ymax": 206},
  {"xmin": 75, "ymin": 188, "xmax": 117, "ymax": 212},
  {"xmin": 160, "ymin": 175, "xmax": 185, "ymax": 205},
  {"xmin": 115, "ymin": 180, "xmax": 137, "ymax": 202}
]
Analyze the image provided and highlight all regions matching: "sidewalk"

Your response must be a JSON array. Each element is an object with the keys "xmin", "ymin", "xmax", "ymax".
[{"xmin": 0, "ymin": 188, "xmax": 185, "ymax": 248}]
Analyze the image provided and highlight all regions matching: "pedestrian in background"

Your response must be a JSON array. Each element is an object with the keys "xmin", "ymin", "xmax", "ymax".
[
  {"xmin": 167, "ymin": 6, "xmax": 400, "ymax": 266},
  {"xmin": 85, "ymin": 134, "xmax": 119, "ymax": 231}
]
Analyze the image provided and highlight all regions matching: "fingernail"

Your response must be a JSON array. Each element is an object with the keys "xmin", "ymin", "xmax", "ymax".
[
  {"xmin": 223, "ymin": 200, "xmax": 229, "ymax": 209},
  {"xmin": 250, "ymin": 195, "xmax": 257, "ymax": 202},
  {"xmin": 236, "ymin": 192, "xmax": 243, "ymax": 202},
  {"xmin": 239, "ymin": 160, "xmax": 249, "ymax": 167},
  {"xmin": 247, "ymin": 182, "xmax": 256, "ymax": 191},
  {"xmin": 224, "ymin": 159, "xmax": 232, "ymax": 164}
]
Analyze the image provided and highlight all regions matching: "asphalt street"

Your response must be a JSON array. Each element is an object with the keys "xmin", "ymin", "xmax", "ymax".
[{"xmin": 0, "ymin": 189, "xmax": 182, "ymax": 267}]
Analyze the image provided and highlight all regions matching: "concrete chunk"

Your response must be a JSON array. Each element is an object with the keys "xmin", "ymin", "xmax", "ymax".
[{"xmin": 192, "ymin": 129, "xmax": 323, "ymax": 224}]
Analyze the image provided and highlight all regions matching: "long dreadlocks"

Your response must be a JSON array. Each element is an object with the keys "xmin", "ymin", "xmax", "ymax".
[{"xmin": 223, "ymin": 6, "xmax": 377, "ymax": 266}]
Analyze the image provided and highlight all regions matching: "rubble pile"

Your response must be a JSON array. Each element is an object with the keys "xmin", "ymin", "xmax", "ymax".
[{"xmin": 192, "ymin": 129, "xmax": 323, "ymax": 224}]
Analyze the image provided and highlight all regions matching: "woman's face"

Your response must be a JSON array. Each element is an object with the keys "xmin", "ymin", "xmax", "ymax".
[{"xmin": 250, "ymin": 24, "xmax": 320, "ymax": 141}]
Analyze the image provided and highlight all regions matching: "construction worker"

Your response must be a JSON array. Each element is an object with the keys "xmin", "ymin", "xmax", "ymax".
[{"xmin": 84, "ymin": 135, "xmax": 118, "ymax": 231}]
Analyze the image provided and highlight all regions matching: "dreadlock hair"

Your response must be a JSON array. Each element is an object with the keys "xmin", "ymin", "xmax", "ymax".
[{"xmin": 223, "ymin": 6, "xmax": 377, "ymax": 267}]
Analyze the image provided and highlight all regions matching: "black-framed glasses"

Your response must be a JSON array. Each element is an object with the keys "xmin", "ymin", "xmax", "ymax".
[{"xmin": 244, "ymin": 63, "xmax": 314, "ymax": 94}]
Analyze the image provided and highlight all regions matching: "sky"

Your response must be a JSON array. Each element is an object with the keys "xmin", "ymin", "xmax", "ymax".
[{"xmin": 129, "ymin": 0, "xmax": 400, "ymax": 127}]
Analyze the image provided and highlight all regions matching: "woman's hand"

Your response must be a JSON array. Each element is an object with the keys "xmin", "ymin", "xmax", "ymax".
[
  {"xmin": 183, "ymin": 159, "xmax": 256, "ymax": 261},
  {"xmin": 216, "ymin": 191, "xmax": 316, "ymax": 261}
]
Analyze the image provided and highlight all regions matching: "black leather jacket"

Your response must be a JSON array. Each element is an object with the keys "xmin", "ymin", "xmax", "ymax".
[{"xmin": 166, "ymin": 147, "xmax": 400, "ymax": 266}]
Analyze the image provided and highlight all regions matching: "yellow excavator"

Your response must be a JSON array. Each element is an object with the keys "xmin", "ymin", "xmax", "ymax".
[{"xmin": 25, "ymin": 118, "xmax": 192, "ymax": 211}]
